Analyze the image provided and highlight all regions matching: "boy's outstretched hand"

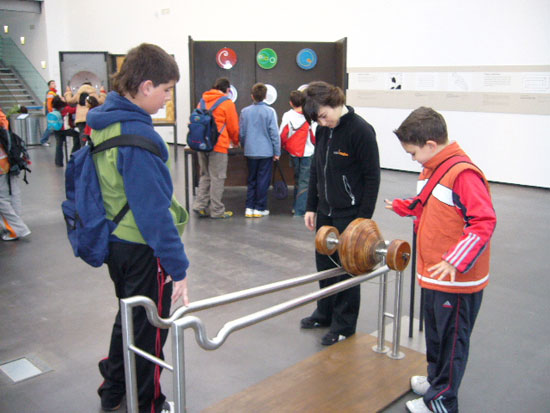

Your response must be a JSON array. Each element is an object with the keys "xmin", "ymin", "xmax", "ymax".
[
  {"xmin": 384, "ymin": 199, "xmax": 394, "ymax": 211},
  {"xmin": 428, "ymin": 261, "xmax": 457, "ymax": 282}
]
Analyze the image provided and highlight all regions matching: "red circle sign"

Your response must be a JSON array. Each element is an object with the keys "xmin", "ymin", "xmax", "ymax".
[{"xmin": 216, "ymin": 48, "xmax": 237, "ymax": 70}]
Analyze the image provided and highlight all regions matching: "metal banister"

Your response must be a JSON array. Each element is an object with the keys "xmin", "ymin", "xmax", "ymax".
[
  {"xmin": 121, "ymin": 264, "xmax": 407, "ymax": 413},
  {"xmin": 174, "ymin": 265, "xmax": 389, "ymax": 351},
  {"xmin": 124, "ymin": 267, "xmax": 344, "ymax": 328}
]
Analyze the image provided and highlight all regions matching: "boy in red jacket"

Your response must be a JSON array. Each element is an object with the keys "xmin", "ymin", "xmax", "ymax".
[
  {"xmin": 279, "ymin": 90, "xmax": 316, "ymax": 217},
  {"xmin": 385, "ymin": 107, "xmax": 496, "ymax": 413}
]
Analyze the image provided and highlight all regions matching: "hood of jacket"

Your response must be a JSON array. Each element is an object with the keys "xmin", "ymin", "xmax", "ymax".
[
  {"xmin": 201, "ymin": 89, "xmax": 227, "ymax": 106},
  {"xmin": 87, "ymin": 91, "xmax": 153, "ymax": 131}
]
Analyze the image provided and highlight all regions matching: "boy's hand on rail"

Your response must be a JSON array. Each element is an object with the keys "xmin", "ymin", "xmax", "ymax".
[
  {"xmin": 172, "ymin": 278, "xmax": 189, "ymax": 306},
  {"xmin": 428, "ymin": 260, "xmax": 456, "ymax": 282}
]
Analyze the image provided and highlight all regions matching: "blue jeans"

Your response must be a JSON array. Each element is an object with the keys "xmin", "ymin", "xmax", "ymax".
[
  {"xmin": 290, "ymin": 156, "xmax": 312, "ymax": 216},
  {"xmin": 40, "ymin": 128, "xmax": 53, "ymax": 144},
  {"xmin": 246, "ymin": 157, "xmax": 272, "ymax": 211}
]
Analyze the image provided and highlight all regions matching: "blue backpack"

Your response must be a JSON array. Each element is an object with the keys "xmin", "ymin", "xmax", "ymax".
[
  {"xmin": 186, "ymin": 96, "xmax": 228, "ymax": 151},
  {"xmin": 47, "ymin": 110, "xmax": 63, "ymax": 131},
  {"xmin": 61, "ymin": 134, "xmax": 162, "ymax": 267}
]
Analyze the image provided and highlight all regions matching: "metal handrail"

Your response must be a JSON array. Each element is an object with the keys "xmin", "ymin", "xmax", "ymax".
[
  {"xmin": 125, "ymin": 267, "xmax": 344, "ymax": 328},
  {"xmin": 121, "ymin": 264, "xmax": 407, "ymax": 413}
]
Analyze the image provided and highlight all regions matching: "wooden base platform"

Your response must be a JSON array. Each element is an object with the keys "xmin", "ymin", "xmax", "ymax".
[{"xmin": 203, "ymin": 334, "xmax": 426, "ymax": 413}]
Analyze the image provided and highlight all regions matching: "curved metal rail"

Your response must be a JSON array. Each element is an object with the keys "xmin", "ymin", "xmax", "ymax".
[{"xmin": 121, "ymin": 265, "xmax": 406, "ymax": 413}]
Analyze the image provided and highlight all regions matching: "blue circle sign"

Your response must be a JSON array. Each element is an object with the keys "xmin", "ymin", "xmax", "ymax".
[{"xmin": 296, "ymin": 48, "xmax": 318, "ymax": 70}]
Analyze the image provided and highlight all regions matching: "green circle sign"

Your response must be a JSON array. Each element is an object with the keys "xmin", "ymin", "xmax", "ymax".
[{"xmin": 256, "ymin": 48, "xmax": 278, "ymax": 69}]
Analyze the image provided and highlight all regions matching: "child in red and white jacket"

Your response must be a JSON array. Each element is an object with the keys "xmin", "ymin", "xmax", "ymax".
[
  {"xmin": 385, "ymin": 107, "xmax": 496, "ymax": 413},
  {"xmin": 279, "ymin": 90, "xmax": 316, "ymax": 217}
]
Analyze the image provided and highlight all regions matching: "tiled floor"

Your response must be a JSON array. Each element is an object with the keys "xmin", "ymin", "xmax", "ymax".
[{"xmin": 1, "ymin": 144, "xmax": 549, "ymax": 412}]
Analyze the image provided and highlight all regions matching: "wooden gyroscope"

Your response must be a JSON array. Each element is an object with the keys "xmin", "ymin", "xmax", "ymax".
[{"xmin": 315, "ymin": 218, "xmax": 411, "ymax": 275}]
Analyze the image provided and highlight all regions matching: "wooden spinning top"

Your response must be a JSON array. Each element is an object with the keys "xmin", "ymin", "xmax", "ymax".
[{"xmin": 315, "ymin": 218, "xmax": 411, "ymax": 275}]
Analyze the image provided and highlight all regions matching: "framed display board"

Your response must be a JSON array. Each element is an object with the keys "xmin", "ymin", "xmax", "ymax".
[{"xmin": 59, "ymin": 51, "xmax": 110, "ymax": 94}]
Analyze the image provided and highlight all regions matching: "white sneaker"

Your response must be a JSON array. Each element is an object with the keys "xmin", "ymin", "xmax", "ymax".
[
  {"xmin": 410, "ymin": 375, "xmax": 430, "ymax": 396},
  {"xmin": 253, "ymin": 209, "xmax": 269, "ymax": 217},
  {"xmin": 245, "ymin": 208, "xmax": 255, "ymax": 218},
  {"xmin": 406, "ymin": 397, "xmax": 431, "ymax": 413}
]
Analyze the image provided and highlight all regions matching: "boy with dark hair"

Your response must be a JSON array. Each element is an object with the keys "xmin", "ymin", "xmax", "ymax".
[
  {"xmin": 192, "ymin": 77, "xmax": 239, "ymax": 219},
  {"xmin": 385, "ymin": 107, "xmax": 497, "ymax": 413},
  {"xmin": 279, "ymin": 90, "xmax": 316, "ymax": 217},
  {"xmin": 86, "ymin": 43, "xmax": 189, "ymax": 413},
  {"xmin": 240, "ymin": 82, "xmax": 280, "ymax": 218}
]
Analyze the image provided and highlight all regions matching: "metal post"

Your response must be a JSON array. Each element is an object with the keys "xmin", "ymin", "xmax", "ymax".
[
  {"xmin": 373, "ymin": 259, "xmax": 389, "ymax": 354},
  {"xmin": 172, "ymin": 323, "xmax": 186, "ymax": 413},
  {"xmin": 121, "ymin": 300, "xmax": 139, "ymax": 413},
  {"xmin": 409, "ymin": 228, "xmax": 417, "ymax": 337},
  {"xmin": 388, "ymin": 270, "xmax": 405, "ymax": 359}
]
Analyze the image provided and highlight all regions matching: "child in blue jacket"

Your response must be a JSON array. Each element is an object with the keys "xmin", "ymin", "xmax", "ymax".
[
  {"xmin": 86, "ymin": 43, "xmax": 189, "ymax": 413},
  {"xmin": 239, "ymin": 83, "xmax": 280, "ymax": 217}
]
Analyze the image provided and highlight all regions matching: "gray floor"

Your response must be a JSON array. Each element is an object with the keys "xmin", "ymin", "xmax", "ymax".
[{"xmin": 1, "ymin": 144, "xmax": 549, "ymax": 413}]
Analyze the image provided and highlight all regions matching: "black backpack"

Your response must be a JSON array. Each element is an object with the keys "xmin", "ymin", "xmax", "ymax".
[
  {"xmin": 186, "ymin": 96, "xmax": 228, "ymax": 151},
  {"xmin": 0, "ymin": 129, "xmax": 31, "ymax": 194}
]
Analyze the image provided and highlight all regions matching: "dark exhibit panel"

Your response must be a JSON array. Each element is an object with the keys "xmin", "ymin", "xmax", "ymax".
[{"xmin": 189, "ymin": 37, "xmax": 347, "ymax": 188}]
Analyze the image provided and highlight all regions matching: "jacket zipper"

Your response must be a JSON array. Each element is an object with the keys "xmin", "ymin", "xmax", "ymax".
[
  {"xmin": 324, "ymin": 129, "xmax": 333, "ymax": 216},
  {"xmin": 342, "ymin": 175, "xmax": 356, "ymax": 205}
]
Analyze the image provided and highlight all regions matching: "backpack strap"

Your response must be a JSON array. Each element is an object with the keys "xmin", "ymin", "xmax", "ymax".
[
  {"xmin": 90, "ymin": 134, "xmax": 163, "ymax": 224},
  {"xmin": 272, "ymin": 160, "xmax": 287, "ymax": 185},
  {"xmin": 90, "ymin": 134, "xmax": 162, "ymax": 158},
  {"xmin": 206, "ymin": 96, "xmax": 230, "ymax": 134},
  {"xmin": 408, "ymin": 155, "xmax": 472, "ymax": 211}
]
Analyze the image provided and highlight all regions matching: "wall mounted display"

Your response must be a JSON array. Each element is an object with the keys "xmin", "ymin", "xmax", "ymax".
[
  {"xmin": 60, "ymin": 51, "xmax": 109, "ymax": 94},
  {"xmin": 216, "ymin": 47, "xmax": 238, "ymax": 69},
  {"xmin": 256, "ymin": 48, "xmax": 278, "ymax": 69},
  {"xmin": 189, "ymin": 37, "xmax": 346, "ymax": 126},
  {"xmin": 296, "ymin": 48, "xmax": 318, "ymax": 70},
  {"xmin": 265, "ymin": 84, "xmax": 277, "ymax": 105},
  {"xmin": 228, "ymin": 85, "xmax": 238, "ymax": 102}
]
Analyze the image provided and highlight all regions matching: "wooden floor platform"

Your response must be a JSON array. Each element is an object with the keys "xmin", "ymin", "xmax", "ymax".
[{"xmin": 203, "ymin": 334, "xmax": 426, "ymax": 413}]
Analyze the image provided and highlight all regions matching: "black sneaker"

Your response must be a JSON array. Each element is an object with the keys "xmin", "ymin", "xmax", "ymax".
[
  {"xmin": 98, "ymin": 359, "xmax": 124, "ymax": 411},
  {"xmin": 300, "ymin": 316, "xmax": 330, "ymax": 329},
  {"xmin": 321, "ymin": 332, "xmax": 351, "ymax": 346}
]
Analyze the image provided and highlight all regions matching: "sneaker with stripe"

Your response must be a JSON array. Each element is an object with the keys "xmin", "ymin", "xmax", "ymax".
[
  {"xmin": 410, "ymin": 375, "xmax": 430, "ymax": 396},
  {"xmin": 405, "ymin": 397, "xmax": 431, "ymax": 413}
]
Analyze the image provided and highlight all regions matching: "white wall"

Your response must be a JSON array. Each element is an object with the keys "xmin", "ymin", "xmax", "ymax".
[
  {"xmin": 0, "ymin": 9, "xmax": 49, "ymax": 76},
  {"xmin": 39, "ymin": 0, "xmax": 550, "ymax": 187}
]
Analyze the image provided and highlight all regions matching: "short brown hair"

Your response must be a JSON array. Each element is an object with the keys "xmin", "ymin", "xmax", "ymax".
[
  {"xmin": 289, "ymin": 90, "xmax": 305, "ymax": 108},
  {"xmin": 303, "ymin": 81, "xmax": 345, "ymax": 122},
  {"xmin": 251, "ymin": 83, "xmax": 267, "ymax": 102},
  {"xmin": 393, "ymin": 107, "xmax": 448, "ymax": 146},
  {"xmin": 212, "ymin": 77, "xmax": 230, "ymax": 93},
  {"xmin": 111, "ymin": 43, "xmax": 179, "ymax": 98}
]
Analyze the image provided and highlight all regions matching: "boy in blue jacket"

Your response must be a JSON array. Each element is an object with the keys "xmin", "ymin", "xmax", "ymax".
[
  {"xmin": 86, "ymin": 43, "xmax": 189, "ymax": 413},
  {"xmin": 239, "ymin": 83, "xmax": 280, "ymax": 217}
]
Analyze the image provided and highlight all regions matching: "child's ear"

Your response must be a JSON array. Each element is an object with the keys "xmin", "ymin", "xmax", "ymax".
[
  {"xmin": 139, "ymin": 80, "xmax": 154, "ymax": 96},
  {"xmin": 425, "ymin": 140, "xmax": 438, "ymax": 150}
]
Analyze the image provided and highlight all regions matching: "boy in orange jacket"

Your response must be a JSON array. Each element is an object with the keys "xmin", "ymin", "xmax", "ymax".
[
  {"xmin": 192, "ymin": 77, "xmax": 239, "ymax": 219},
  {"xmin": 385, "ymin": 107, "xmax": 496, "ymax": 413}
]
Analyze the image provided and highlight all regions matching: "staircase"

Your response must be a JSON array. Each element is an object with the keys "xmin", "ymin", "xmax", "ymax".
[
  {"xmin": 0, "ymin": 65, "xmax": 41, "ymax": 112},
  {"xmin": 0, "ymin": 35, "xmax": 47, "ymax": 113}
]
